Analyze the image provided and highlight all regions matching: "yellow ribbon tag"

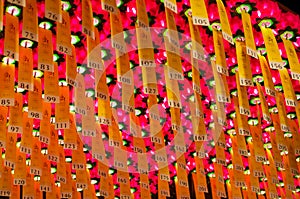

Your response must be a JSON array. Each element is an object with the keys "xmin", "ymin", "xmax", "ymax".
[
  {"xmin": 261, "ymin": 27, "xmax": 284, "ymax": 69},
  {"xmin": 190, "ymin": 0, "xmax": 209, "ymax": 26},
  {"xmin": 216, "ymin": 0, "xmax": 234, "ymax": 44},
  {"xmin": 259, "ymin": 55, "xmax": 275, "ymax": 97},
  {"xmin": 213, "ymin": 29, "xmax": 228, "ymax": 76},
  {"xmin": 236, "ymin": 41, "xmax": 253, "ymax": 86},
  {"xmin": 279, "ymin": 68, "xmax": 297, "ymax": 107},
  {"xmin": 282, "ymin": 38, "xmax": 300, "ymax": 80},
  {"xmin": 241, "ymin": 10, "xmax": 258, "ymax": 59}
]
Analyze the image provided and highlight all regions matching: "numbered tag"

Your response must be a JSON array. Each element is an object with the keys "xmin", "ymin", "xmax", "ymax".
[
  {"xmin": 255, "ymin": 156, "xmax": 267, "ymax": 163},
  {"xmin": 122, "ymin": 104, "xmax": 134, "ymax": 113},
  {"xmin": 193, "ymin": 17, "xmax": 209, "ymax": 26},
  {"xmin": 63, "ymin": 143, "xmax": 77, "ymax": 150},
  {"xmin": 40, "ymin": 186, "xmax": 51, "ymax": 192},
  {"xmin": 270, "ymin": 61, "xmax": 284, "ymax": 70},
  {"xmin": 140, "ymin": 59, "xmax": 155, "ymax": 67},
  {"xmin": 72, "ymin": 163, "xmax": 85, "ymax": 170},
  {"xmin": 47, "ymin": 154, "xmax": 59, "ymax": 162},
  {"xmin": 246, "ymin": 47, "xmax": 258, "ymax": 59},
  {"xmin": 13, "ymin": 179, "xmax": 26, "ymax": 185},
  {"xmin": 8, "ymin": 125, "xmax": 22, "ymax": 134},
  {"xmin": 4, "ymin": 160, "xmax": 15, "ymax": 169},
  {"xmin": 20, "ymin": 146, "xmax": 32, "ymax": 154},
  {"xmin": 168, "ymin": 71, "xmax": 184, "ymax": 80},
  {"xmin": 151, "ymin": 136, "xmax": 162, "ymax": 144},
  {"xmin": 168, "ymin": 100, "xmax": 182, "ymax": 108},
  {"xmin": 30, "ymin": 168, "xmax": 41, "ymax": 175},
  {"xmin": 0, "ymin": 98, "xmax": 14, "ymax": 106},
  {"xmin": 101, "ymin": 0, "xmax": 117, "ymax": 13},
  {"xmin": 159, "ymin": 174, "xmax": 170, "ymax": 181},
  {"xmin": 194, "ymin": 135, "xmax": 207, "ymax": 141},
  {"xmin": 45, "ymin": 0, "xmax": 62, "ymax": 22},
  {"xmin": 240, "ymin": 78, "xmax": 253, "ymax": 86},
  {"xmin": 118, "ymin": 75, "xmax": 132, "ymax": 85},
  {"xmin": 44, "ymin": 95, "xmax": 59, "ymax": 103},
  {"xmin": 0, "ymin": 190, "xmax": 11, "ymax": 197},
  {"xmin": 164, "ymin": 0, "xmax": 177, "ymax": 13},
  {"xmin": 98, "ymin": 117, "xmax": 111, "ymax": 126},
  {"xmin": 193, "ymin": 83, "xmax": 201, "ymax": 95},
  {"xmin": 216, "ymin": 64, "xmax": 229, "ymax": 76},
  {"xmin": 61, "ymin": 192, "xmax": 72, "ymax": 198}
]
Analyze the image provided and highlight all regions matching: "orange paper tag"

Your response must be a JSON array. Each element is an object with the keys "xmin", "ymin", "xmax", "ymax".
[
  {"xmin": 14, "ymin": 150, "xmax": 26, "ymax": 185},
  {"xmin": 28, "ymin": 78, "xmax": 43, "ymax": 119},
  {"xmin": 0, "ymin": 63, "xmax": 15, "ymax": 106},
  {"xmin": 18, "ymin": 47, "xmax": 34, "ymax": 90},
  {"xmin": 55, "ymin": 86, "xmax": 70, "ymax": 129},
  {"xmin": 0, "ymin": 107, "xmax": 8, "ymax": 147},
  {"xmin": 38, "ymin": 28, "xmax": 54, "ymax": 72},
  {"xmin": 23, "ymin": 173, "xmax": 35, "ymax": 198},
  {"xmin": 30, "ymin": 138, "xmax": 42, "ymax": 175},
  {"xmin": 47, "ymin": 124, "xmax": 59, "ymax": 162},
  {"xmin": 66, "ymin": 45, "xmax": 78, "ymax": 86},
  {"xmin": 45, "ymin": 0, "xmax": 62, "ymax": 22},
  {"xmin": 82, "ymin": 0, "xmax": 95, "ymax": 39},
  {"xmin": 44, "ymin": 62, "xmax": 59, "ymax": 103},
  {"xmin": 63, "ymin": 114, "xmax": 78, "ymax": 150},
  {"xmin": 4, "ymin": 133, "xmax": 17, "ymax": 169},
  {"xmin": 8, "ymin": 93, "xmax": 23, "ymax": 133},
  {"xmin": 4, "ymin": 13, "xmax": 19, "ymax": 60},
  {"xmin": 22, "ymin": 0, "xmax": 38, "ymax": 41},
  {"xmin": 56, "ymin": 11, "xmax": 72, "ymax": 55},
  {"xmin": 20, "ymin": 112, "xmax": 34, "ymax": 154}
]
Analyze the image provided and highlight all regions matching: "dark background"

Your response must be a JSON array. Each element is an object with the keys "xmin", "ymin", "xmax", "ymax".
[{"xmin": 277, "ymin": 0, "xmax": 300, "ymax": 15}]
